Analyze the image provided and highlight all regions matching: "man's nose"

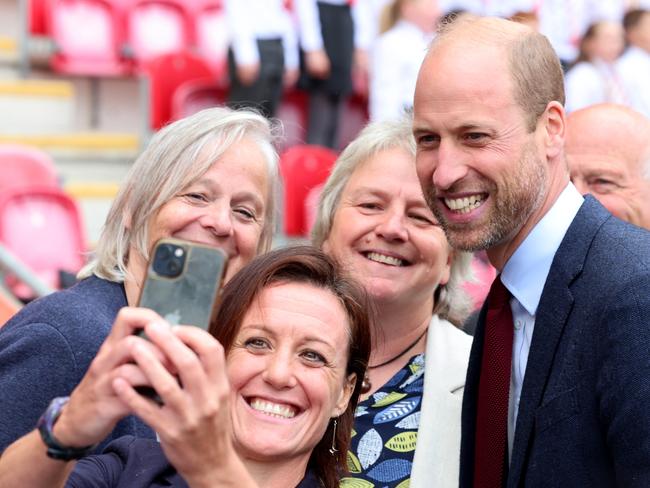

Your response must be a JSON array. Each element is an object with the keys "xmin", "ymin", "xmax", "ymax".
[{"xmin": 432, "ymin": 140, "xmax": 470, "ymax": 191}]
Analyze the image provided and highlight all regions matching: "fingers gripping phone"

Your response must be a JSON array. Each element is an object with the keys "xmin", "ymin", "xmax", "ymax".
[{"xmin": 135, "ymin": 238, "xmax": 227, "ymax": 401}]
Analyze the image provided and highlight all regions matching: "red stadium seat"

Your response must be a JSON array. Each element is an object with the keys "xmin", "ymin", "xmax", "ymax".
[
  {"xmin": 171, "ymin": 78, "xmax": 227, "ymax": 120},
  {"xmin": 144, "ymin": 50, "xmax": 214, "ymax": 129},
  {"xmin": 125, "ymin": 0, "xmax": 192, "ymax": 70},
  {"xmin": 0, "ymin": 187, "xmax": 86, "ymax": 300},
  {"xmin": 48, "ymin": 0, "xmax": 129, "ymax": 76},
  {"xmin": 29, "ymin": 0, "xmax": 49, "ymax": 35},
  {"xmin": 279, "ymin": 145, "xmax": 337, "ymax": 237},
  {"xmin": 0, "ymin": 144, "xmax": 59, "ymax": 195}
]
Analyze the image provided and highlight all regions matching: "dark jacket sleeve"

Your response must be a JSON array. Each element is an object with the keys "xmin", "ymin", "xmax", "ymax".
[
  {"xmin": 597, "ymin": 272, "xmax": 650, "ymax": 486},
  {"xmin": 0, "ymin": 322, "xmax": 78, "ymax": 453}
]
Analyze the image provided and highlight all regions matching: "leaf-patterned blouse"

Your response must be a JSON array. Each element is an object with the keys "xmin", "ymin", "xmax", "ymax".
[{"xmin": 341, "ymin": 353, "xmax": 425, "ymax": 488}]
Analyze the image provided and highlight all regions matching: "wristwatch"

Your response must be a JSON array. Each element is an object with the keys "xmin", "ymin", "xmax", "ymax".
[{"xmin": 37, "ymin": 396, "xmax": 97, "ymax": 460}]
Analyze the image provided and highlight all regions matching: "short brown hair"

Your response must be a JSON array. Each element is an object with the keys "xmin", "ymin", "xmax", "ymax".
[
  {"xmin": 623, "ymin": 8, "xmax": 649, "ymax": 32},
  {"xmin": 209, "ymin": 246, "xmax": 372, "ymax": 488},
  {"xmin": 434, "ymin": 16, "xmax": 565, "ymax": 131}
]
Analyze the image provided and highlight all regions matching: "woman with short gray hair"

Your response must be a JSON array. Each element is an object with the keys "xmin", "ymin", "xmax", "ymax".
[
  {"xmin": 0, "ymin": 107, "xmax": 280, "ymax": 454},
  {"xmin": 314, "ymin": 118, "xmax": 473, "ymax": 487}
]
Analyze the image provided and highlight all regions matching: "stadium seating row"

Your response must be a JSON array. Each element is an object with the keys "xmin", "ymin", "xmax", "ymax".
[{"xmin": 34, "ymin": 0, "xmax": 227, "ymax": 79}]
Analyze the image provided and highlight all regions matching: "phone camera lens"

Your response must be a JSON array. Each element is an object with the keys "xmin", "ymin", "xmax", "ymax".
[
  {"xmin": 167, "ymin": 259, "xmax": 181, "ymax": 276},
  {"xmin": 153, "ymin": 243, "xmax": 186, "ymax": 278}
]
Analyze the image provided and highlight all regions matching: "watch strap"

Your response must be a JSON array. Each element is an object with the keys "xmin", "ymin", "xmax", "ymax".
[{"xmin": 37, "ymin": 396, "xmax": 98, "ymax": 460}]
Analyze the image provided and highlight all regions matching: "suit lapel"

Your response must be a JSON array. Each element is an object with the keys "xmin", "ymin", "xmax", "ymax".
[{"xmin": 507, "ymin": 197, "xmax": 610, "ymax": 486}]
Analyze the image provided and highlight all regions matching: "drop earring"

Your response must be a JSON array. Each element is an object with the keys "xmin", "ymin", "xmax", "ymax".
[{"xmin": 329, "ymin": 418, "xmax": 338, "ymax": 455}]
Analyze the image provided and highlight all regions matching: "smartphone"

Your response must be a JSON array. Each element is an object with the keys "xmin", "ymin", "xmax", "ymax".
[
  {"xmin": 135, "ymin": 238, "xmax": 227, "ymax": 402},
  {"xmin": 137, "ymin": 238, "xmax": 227, "ymax": 329}
]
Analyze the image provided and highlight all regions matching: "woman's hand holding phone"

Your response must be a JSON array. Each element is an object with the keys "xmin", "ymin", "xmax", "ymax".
[
  {"xmin": 113, "ymin": 320, "xmax": 242, "ymax": 486},
  {"xmin": 52, "ymin": 308, "xmax": 167, "ymax": 449}
]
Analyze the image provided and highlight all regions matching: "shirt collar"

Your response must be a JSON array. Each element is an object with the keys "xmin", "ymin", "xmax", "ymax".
[{"xmin": 501, "ymin": 183, "xmax": 583, "ymax": 315}]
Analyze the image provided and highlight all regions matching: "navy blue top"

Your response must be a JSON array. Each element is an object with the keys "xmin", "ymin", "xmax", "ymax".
[
  {"xmin": 67, "ymin": 436, "xmax": 322, "ymax": 488},
  {"xmin": 0, "ymin": 276, "xmax": 154, "ymax": 454}
]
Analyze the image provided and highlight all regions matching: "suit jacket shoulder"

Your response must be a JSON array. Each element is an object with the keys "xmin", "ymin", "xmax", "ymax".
[{"xmin": 510, "ymin": 197, "xmax": 650, "ymax": 487}]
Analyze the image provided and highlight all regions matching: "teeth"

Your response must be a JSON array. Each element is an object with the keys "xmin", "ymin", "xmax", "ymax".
[
  {"xmin": 444, "ymin": 195, "xmax": 485, "ymax": 214},
  {"xmin": 250, "ymin": 398, "xmax": 296, "ymax": 419},
  {"xmin": 366, "ymin": 252, "xmax": 404, "ymax": 266}
]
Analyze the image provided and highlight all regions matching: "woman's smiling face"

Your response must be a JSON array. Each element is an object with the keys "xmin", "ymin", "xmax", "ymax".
[
  {"xmin": 144, "ymin": 138, "xmax": 269, "ymax": 285},
  {"xmin": 323, "ymin": 146, "xmax": 452, "ymax": 309},
  {"xmin": 226, "ymin": 282, "xmax": 356, "ymax": 464}
]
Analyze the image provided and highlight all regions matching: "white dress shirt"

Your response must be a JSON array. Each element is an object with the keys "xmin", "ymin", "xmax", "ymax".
[
  {"xmin": 616, "ymin": 46, "xmax": 650, "ymax": 119},
  {"xmin": 225, "ymin": 0, "xmax": 298, "ymax": 69},
  {"xmin": 369, "ymin": 20, "xmax": 433, "ymax": 121},
  {"xmin": 500, "ymin": 182, "xmax": 584, "ymax": 457}
]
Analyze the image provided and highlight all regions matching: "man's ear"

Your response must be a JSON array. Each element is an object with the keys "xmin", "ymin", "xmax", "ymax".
[
  {"xmin": 332, "ymin": 372, "xmax": 357, "ymax": 417},
  {"xmin": 543, "ymin": 101, "xmax": 565, "ymax": 160}
]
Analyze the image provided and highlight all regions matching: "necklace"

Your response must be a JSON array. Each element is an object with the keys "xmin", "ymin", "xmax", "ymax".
[{"xmin": 361, "ymin": 328, "xmax": 428, "ymax": 394}]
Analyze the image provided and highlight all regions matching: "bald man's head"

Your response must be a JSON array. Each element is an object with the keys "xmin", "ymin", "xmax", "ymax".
[{"xmin": 566, "ymin": 104, "xmax": 650, "ymax": 229}]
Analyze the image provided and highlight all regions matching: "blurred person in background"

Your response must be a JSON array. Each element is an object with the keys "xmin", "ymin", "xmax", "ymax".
[
  {"xmin": 369, "ymin": 0, "xmax": 440, "ymax": 122},
  {"xmin": 564, "ymin": 20, "xmax": 626, "ymax": 112},
  {"xmin": 617, "ymin": 8, "xmax": 650, "ymax": 117},
  {"xmin": 225, "ymin": 0, "xmax": 299, "ymax": 118},
  {"xmin": 313, "ymin": 119, "xmax": 473, "ymax": 487},
  {"xmin": 0, "ymin": 107, "xmax": 279, "ymax": 454},
  {"xmin": 351, "ymin": 0, "xmax": 393, "ymax": 95},
  {"xmin": 534, "ymin": 0, "xmax": 622, "ymax": 70},
  {"xmin": 294, "ymin": 0, "xmax": 357, "ymax": 149},
  {"xmin": 0, "ymin": 246, "xmax": 371, "ymax": 488},
  {"xmin": 567, "ymin": 103, "xmax": 650, "ymax": 229}
]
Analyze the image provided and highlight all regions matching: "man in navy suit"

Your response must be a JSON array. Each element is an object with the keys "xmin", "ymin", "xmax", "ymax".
[{"xmin": 413, "ymin": 15, "xmax": 650, "ymax": 488}]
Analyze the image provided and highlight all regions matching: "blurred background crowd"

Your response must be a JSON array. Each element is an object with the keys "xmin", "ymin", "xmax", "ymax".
[{"xmin": 0, "ymin": 0, "xmax": 649, "ymax": 319}]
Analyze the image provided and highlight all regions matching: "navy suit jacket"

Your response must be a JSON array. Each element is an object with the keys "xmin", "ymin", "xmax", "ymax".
[{"xmin": 460, "ymin": 196, "xmax": 650, "ymax": 487}]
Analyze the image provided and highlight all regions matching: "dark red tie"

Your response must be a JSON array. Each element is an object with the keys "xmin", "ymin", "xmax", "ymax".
[{"xmin": 474, "ymin": 277, "xmax": 514, "ymax": 488}]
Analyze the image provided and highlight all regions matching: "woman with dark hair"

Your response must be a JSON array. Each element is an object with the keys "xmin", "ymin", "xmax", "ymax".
[
  {"xmin": 565, "ymin": 20, "xmax": 626, "ymax": 112},
  {"xmin": 0, "ymin": 246, "xmax": 371, "ymax": 488}
]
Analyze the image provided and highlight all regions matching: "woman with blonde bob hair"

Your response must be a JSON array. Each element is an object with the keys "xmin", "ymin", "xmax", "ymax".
[
  {"xmin": 0, "ymin": 107, "xmax": 280, "ymax": 454},
  {"xmin": 313, "ymin": 118, "xmax": 473, "ymax": 486}
]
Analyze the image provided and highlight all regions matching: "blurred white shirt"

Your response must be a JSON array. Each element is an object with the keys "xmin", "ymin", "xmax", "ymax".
[
  {"xmin": 369, "ymin": 20, "xmax": 433, "ymax": 121},
  {"xmin": 564, "ymin": 60, "xmax": 627, "ymax": 112},
  {"xmin": 225, "ymin": 0, "xmax": 298, "ymax": 69},
  {"xmin": 616, "ymin": 46, "xmax": 650, "ymax": 118}
]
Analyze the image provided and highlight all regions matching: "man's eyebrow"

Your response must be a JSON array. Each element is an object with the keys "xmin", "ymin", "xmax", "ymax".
[{"xmin": 413, "ymin": 126, "xmax": 436, "ymax": 136}]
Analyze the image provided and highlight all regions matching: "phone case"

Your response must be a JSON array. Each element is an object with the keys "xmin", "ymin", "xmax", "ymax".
[{"xmin": 137, "ymin": 238, "xmax": 227, "ymax": 330}]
